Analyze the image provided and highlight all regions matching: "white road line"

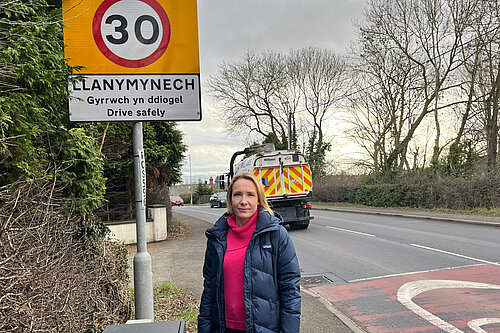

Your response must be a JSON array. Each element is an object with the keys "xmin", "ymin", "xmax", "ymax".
[
  {"xmin": 349, "ymin": 264, "xmax": 484, "ymax": 283},
  {"xmin": 325, "ymin": 226, "xmax": 375, "ymax": 238},
  {"xmin": 411, "ymin": 244, "xmax": 500, "ymax": 266},
  {"xmin": 468, "ymin": 318, "xmax": 500, "ymax": 333}
]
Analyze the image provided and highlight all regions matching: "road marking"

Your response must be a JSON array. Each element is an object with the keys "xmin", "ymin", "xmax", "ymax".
[
  {"xmin": 397, "ymin": 280, "xmax": 500, "ymax": 333},
  {"xmin": 411, "ymin": 244, "xmax": 500, "ymax": 266},
  {"xmin": 349, "ymin": 264, "xmax": 483, "ymax": 283},
  {"xmin": 325, "ymin": 226, "xmax": 375, "ymax": 238},
  {"xmin": 468, "ymin": 318, "xmax": 500, "ymax": 333}
]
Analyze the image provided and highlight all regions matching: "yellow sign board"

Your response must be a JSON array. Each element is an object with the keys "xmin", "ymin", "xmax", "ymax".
[
  {"xmin": 63, "ymin": 0, "xmax": 200, "ymax": 74},
  {"xmin": 62, "ymin": 0, "xmax": 201, "ymax": 122}
]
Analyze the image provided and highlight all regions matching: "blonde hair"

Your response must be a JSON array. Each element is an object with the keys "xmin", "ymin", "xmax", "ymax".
[{"xmin": 226, "ymin": 173, "xmax": 274, "ymax": 216}]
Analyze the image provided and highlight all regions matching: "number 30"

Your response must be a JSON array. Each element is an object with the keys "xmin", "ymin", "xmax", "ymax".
[{"xmin": 105, "ymin": 14, "xmax": 159, "ymax": 45}]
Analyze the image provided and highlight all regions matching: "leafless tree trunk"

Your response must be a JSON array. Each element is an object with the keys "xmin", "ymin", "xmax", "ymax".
[{"xmin": 485, "ymin": 62, "xmax": 500, "ymax": 171}]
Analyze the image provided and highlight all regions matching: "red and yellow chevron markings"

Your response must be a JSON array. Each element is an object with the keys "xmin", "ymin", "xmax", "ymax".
[
  {"xmin": 303, "ymin": 165, "xmax": 312, "ymax": 190},
  {"xmin": 255, "ymin": 167, "xmax": 278, "ymax": 196},
  {"xmin": 288, "ymin": 166, "xmax": 304, "ymax": 193},
  {"xmin": 254, "ymin": 163, "xmax": 312, "ymax": 197}
]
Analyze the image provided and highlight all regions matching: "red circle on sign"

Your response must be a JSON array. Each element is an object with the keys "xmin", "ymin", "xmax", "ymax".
[{"xmin": 92, "ymin": 0, "xmax": 171, "ymax": 68}]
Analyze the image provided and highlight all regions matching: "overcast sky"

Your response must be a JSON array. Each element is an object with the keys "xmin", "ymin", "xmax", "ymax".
[{"xmin": 178, "ymin": 0, "xmax": 366, "ymax": 183}]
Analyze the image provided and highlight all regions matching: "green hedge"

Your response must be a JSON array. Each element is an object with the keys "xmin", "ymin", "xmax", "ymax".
[
  {"xmin": 313, "ymin": 173, "xmax": 500, "ymax": 209},
  {"xmin": 344, "ymin": 184, "xmax": 418, "ymax": 207}
]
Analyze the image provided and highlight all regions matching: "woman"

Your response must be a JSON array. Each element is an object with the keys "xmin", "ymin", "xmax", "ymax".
[{"xmin": 198, "ymin": 173, "xmax": 301, "ymax": 333}]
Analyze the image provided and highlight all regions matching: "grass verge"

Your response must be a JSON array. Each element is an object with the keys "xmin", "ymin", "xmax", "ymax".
[
  {"xmin": 154, "ymin": 282, "xmax": 199, "ymax": 333},
  {"xmin": 130, "ymin": 282, "xmax": 199, "ymax": 333}
]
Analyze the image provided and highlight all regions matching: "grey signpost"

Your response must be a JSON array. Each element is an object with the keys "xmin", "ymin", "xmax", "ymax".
[{"xmin": 132, "ymin": 122, "xmax": 154, "ymax": 319}]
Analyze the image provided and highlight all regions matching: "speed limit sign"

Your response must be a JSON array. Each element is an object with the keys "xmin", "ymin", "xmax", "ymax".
[
  {"xmin": 93, "ymin": 0, "xmax": 171, "ymax": 68},
  {"xmin": 63, "ymin": 0, "xmax": 201, "ymax": 122},
  {"xmin": 63, "ymin": 0, "xmax": 199, "ymax": 74}
]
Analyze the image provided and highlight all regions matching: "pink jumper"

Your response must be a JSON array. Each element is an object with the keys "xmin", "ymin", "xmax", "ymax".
[{"xmin": 224, "ymin": 211, "xmax": 258, "ymax": 330}]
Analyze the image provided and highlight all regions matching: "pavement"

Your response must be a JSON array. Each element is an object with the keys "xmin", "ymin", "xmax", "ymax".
[
  {"xmin": 313, "ymin": 204, "xmax": 500, "ymax": 227},
  {"xmin": 127, "ymin": 206, "xmax": 498, "ymax": 332}
]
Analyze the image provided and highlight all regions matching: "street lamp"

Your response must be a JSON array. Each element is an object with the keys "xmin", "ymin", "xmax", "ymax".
[{"xmin": 189, "ymin": 154, "xmax": 193, "ymax": 204}]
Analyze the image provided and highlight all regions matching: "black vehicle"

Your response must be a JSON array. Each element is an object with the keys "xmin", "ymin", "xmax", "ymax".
[{"xmin": 210, "ymin": 192, "xmax": 227, "ymax": 208}]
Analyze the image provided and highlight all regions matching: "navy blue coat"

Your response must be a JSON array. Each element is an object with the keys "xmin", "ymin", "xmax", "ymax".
[{"xmin": 198, "ymin": 208, "xmax": 301, "ymax": 333}]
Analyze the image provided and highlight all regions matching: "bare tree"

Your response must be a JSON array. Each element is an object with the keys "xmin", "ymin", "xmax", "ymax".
[
  {"xmin": 346, "ymin": 17, "xmax": 423, "ymax": 173},
  {"xmin": 288, "ymin": 47, "xmax": 349, "ymax": 178},
  {"xmin": 453, "ymin": 0, "xmax": 500, "ymax": 172},
  {"xmin": 351, "ymin": 0, "xmax": 480, "ymax": 174},
  {"xmin": 208, "ymin": 47, "xmax": 348, "ymax": 177},
  {"xmin": 475, "ymin": 0, "xmax": 500, "ymax": 172},
  {"xmin": 208, "ymin": 51, "xmax": 292, "ymax": 147}
]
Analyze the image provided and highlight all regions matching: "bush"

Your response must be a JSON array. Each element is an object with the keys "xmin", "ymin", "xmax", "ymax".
[
  {"xmin": 312, "ymin": 174, "xmax": 364, "ymax": 202},
  {"xmin": 313, "ymin": 172, "xmax": 500, "ymax": 210},
  {"xmin": 0, "ymin": 180, "xmax": 132, "ymax": 332}
]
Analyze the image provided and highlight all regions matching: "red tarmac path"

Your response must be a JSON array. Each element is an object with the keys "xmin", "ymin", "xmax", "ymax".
[{"xmin": 312, "ymin": 264, "xmax": 500, "ymax": 332}]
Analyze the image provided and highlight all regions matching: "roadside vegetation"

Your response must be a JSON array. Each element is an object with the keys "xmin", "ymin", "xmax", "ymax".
[
  {"xmin": 0, "ymin": 0, "xmax": 186, "ymax": 331},
  {"xmin": 313, "ymin": 172, "xmax": 500, "ymax": 214}
]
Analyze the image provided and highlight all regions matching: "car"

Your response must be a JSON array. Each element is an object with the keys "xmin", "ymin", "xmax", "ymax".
[
  {"xmin": 170, "ymin": 195, "xmax": 184, "ymax": 206},
  {"xmin": 210, "ymin": 192, "xmax": 227, "ymax": 208}
]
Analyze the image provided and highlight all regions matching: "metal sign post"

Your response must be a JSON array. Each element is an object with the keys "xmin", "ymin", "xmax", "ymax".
[{"xmin": 132, "ymin": 122, "xmax": 154, "ymax": 319}]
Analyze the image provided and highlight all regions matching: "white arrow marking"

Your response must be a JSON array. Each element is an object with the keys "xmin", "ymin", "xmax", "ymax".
[{"xmin": 397, "ymin": 279, "xmax": 500, "ymax": 333}]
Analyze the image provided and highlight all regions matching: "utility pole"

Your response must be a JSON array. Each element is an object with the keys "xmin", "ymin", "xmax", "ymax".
[{"xmin": 288, "ymin": 111, "xmax": 292, "ymax": 150}]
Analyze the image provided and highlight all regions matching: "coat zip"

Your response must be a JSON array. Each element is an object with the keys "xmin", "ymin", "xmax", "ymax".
[{"xmin": 215, "ymin": 236, "xmax": 226, "ymax": 332}]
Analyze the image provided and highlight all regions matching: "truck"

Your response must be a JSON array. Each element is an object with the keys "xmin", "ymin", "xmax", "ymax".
[{"xmin": 220, "ymin": 144, "xmax": 313, "ymax": 230}]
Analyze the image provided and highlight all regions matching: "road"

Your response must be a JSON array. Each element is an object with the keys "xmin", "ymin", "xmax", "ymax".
[{"xmin": 174, "ymin": 205, "xmax": 500, "ymax": 332}]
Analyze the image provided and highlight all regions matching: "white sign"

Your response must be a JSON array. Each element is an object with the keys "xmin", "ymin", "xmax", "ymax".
[{"xmin": 69, "ymin": 74, "xmax": 201, "ymax": 121}]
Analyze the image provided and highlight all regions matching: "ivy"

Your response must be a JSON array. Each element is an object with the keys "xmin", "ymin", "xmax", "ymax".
[
  {"xmin": 0, "ymin": 0, "xmax": 107, "ymax": 226},
  {"xmin": 57, "ymin": 128, "xmax": 107, "ymax": 218}
]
